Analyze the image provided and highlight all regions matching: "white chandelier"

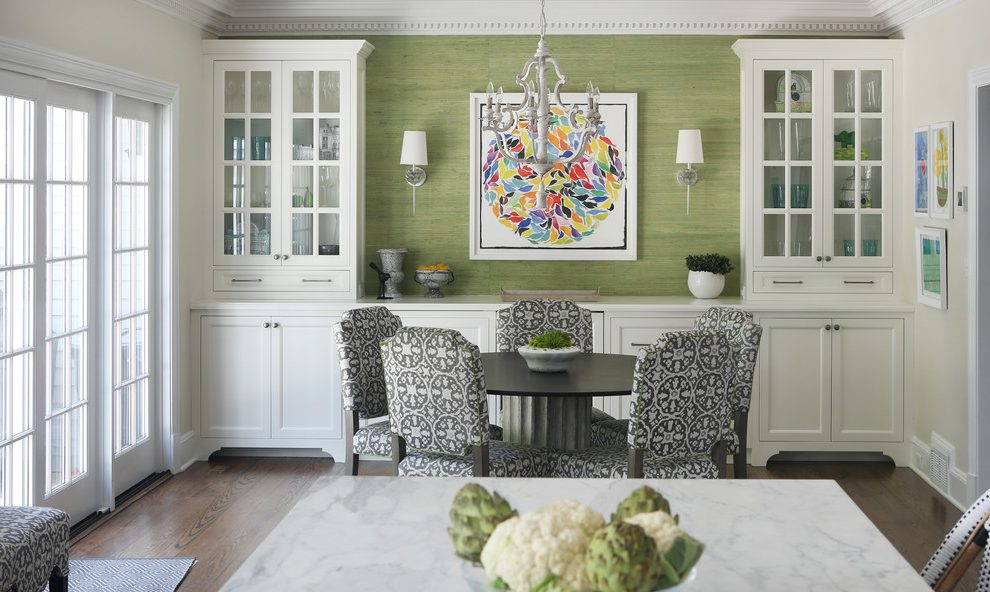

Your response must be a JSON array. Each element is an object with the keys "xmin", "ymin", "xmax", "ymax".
[{"xmin": 481, "ymin": 0, "xmax": 602, "ymax": 210}]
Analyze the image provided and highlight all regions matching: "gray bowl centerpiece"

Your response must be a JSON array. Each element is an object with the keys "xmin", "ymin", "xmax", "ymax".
[
  {"xmin": 414, "ymin": 264, "xmax": 454, "ymax": 298},
  {"xmin": 517, "ymin": 329, "xmax": 581, "ymax": 373}
]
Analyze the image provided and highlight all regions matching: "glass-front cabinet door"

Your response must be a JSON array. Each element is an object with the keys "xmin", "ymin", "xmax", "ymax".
[
  {"xmin": 281, "ymin": 61, "xmax": 347, "ymax": 266},
  {"xmin": 754, "ymin": 61, "xmax": 823, "ymax": 268},
  {"xmin": 824, "ymin": 61, "xmax": 892, "ymax": 267},
  {"xmin": 214, "ymin": 62, "xmax": 282, "ymax": 265}
]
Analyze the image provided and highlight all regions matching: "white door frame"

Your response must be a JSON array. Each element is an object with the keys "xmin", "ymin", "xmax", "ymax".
[{"xmin": 968, "ymin": 64, "xmax": 990, "ymax": 501}]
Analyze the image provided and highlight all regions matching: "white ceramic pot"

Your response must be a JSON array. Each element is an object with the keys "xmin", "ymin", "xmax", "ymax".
[
  {"xmin": 687, "ymin": 271, "xmax": 725, "ymax": 299},
  {"xmin": 517, "ymin": 346, "xmax": 581, "ymax": 373}
]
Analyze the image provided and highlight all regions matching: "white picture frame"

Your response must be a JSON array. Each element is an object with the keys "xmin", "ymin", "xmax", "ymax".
[
  {"xmin": 916, "ymin": 226, "xmax": 948, "ymax": 309},
  {"xmin": 468, "ymin": 92, "xmax": 638, "ymax": 261},
  {"xmin": 930, "ymin": 121, "xmax": 954, "ymax": 219}
]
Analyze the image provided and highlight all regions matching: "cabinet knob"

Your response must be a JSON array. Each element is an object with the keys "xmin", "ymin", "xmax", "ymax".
[
  {"xmin": 825, "ymin": 324, "xmax": 832, "ymax": 331},
  {"xmin": 824, "ymin": 256, "xmax": 832, "ymax": 262},
  {"xmin": 816, "ymin": 256, "xmax": 823, "ymax": 262},
  {"xmin": 833, "ymin": 324, "xmax": 840, "ymax": 331},
  {"xmin": 273, "ymin": 254, "xmax": 281, "ymax": 260},
  {"xmin": 263, "ymin": 322, "xmax": 271, "ymax": 328},
  {"xmin": 272, "ymin": 322, "xmax": 280, "ymax": 328},
  {"xmin": 282, "ymin": 254, "xmax": 290, "ymax": 260}
]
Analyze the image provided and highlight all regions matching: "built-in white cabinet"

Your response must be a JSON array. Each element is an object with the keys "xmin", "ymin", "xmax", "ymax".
[
  {"xmin": 755, "ymin": 316, "xmax": 905, "ymax": 463},
  {"xmin": 204, "ymin": 41, "xmax": 373, "ymax": 297}
]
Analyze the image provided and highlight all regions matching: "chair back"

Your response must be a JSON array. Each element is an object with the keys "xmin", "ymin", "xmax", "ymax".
[
  {"xmin": 921, "ymin": 488, "xmax": 990, "ymax": 589},
  {"xmin": 332, "ymin": 306, "xmax": 402, "ymax": 419},
  {"xmin": 694, "ymin": 306, "xmax": 763, "ymax": 414},
  {"xmin": 627, "ymin": 331, "xmax": 737, "ymax": 458},
  {"xmin": 381, "ymin": 327, "xmax": 490, "ymax": 456},
  {"xmin": 495, "ymin": 299, "xmax": 593, "ymax": 353}
]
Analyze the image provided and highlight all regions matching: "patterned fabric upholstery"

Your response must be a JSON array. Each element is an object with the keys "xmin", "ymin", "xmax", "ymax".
[
  {"xmin": 332, "ymin": 306, "xmax": 403, "ymax": 419},
  {"xmin": 0, "ymin": 506, "xmax": 70, "ymax": 592},
  {"xmin": 399, "ymin": 441, "xmax": 553, "ymax": 477},
  {"xmin": 590, "ymin": 419, "xmax": 630, "ymax": 448},
  {"xmin": 353, "ymin": 421, "xmax": 503, "ymax": 457},
  {"xmin": 627, "ymin": 331, "xmax": 737, "ymax": 458},
  {"xmin": 693, "ymin": 307, "xmax": 763, "ymax": 414},
  {"xmin": 921, "ymin": 487, "xmax": 990, "ymax": 588},
  {"xmin": 382, "ymin": 327, "xmax": 491, "ymax": 456},
  {"xmin": 495, "ymin": 299, "xmax": 594, "ymax": 353},
  {"xmin": 553, "ymin": 446, "xmax": 717, "ymax": 479}
]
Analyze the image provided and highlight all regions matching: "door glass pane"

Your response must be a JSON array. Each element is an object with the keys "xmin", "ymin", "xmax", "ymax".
[
  {"xmin": 249, "ymin": 166, "xmax": 270, "ymax": 208},
  {"xmin": 318, "ymin": 166, "xmax": 340, "ymax": 208},
  {"xmin": 291, "ymin": 166, "xmax": 313, "ymax": 208},
  {"xmin": 224, "ymin": 212, "xmax": 245, "ymax": 255},
  {"xmin": 249, "ymin": 119, "xmax": 271, "ymax": 161},
  {"xmin": 0, "ymin": 96, "xmax": 35, "ymax": 180},
  {"xmin": 224, "ymin": 119, "xmax": 245, "ymax": 161},
  {"xmin": 763, "ymin": 119, "xmax": 784, "ymax": 161},
  {"xmin": 292, "ymin": 119, "xmax": 313, "ymax": 160},
  {"xmin": 790, "ymin": 166, "xmax": 812, "ymax": 209},
  {"xmin": 833, "ymin": 118, "xmax": 857, "ymax": 161},
  {"xmin": 1, "ymin": 436, "xmax": 33, "ymax": 506},
  {"xmin": 763, "ymin": 214, "xmax": 785, "ymax": 256},
  {"xmin": 789, "ymin": 71, "xmax": 813, "ymax": 112},
  {"xmin": 834, "ymin": 166, "xmax": 856, "ymax": 209},
  {"xmin": 224, "ymin": 71, "xmax": 246, "ymax": 113},
  {"xmin": 116, "ymin": 117, "xmax": 148, "ymax": 183},
  {"xmin": 48, "ymin": 333, "xmax": 86, "ymax": 412},
  {"xmin": 861, "ymin": 70, "xmax": 882, "ymax": 113},
  {"xmin": 114, "ymin": 251, "xmax": 148, "ymax": 317},
  {"xmin": 318, "ymin": 213, "xmax": 340, "ymax": 256},
  {"xmin": 318, "ymin": 119, "xmax": 340, "ymax": 161},
  {"xmin": 291, "ymin": 213, "xmax": 313, "ymax": 255},
  {"xmin": 319, "ymin": 71, "xmax": 340, "ymax": 113},
  {"xmin": 47, "ymin": 184, "xmax": 86, "ymax": 259},
  {"xmin": 115, "ymin": 314, "xmax": 148, "ymax": 385},
  {"xmin": 861, "ymin": 165, "xmax": 881, "ymax": 209},
  {"xmin": 861, "ymin": 214, "xmax": 882, "ymax": 257},
  {"xmin": 0, "ymin": 269, "xmax": 32, "ymax": 353},
  {"xmin": 0, "ymin": 183, "xmax": 34, "ymax": 267},
  {"xmin": 224, "ymin": 165, "xmax": 244, "ymax": 208},
  {"xmin": 764, "ymin": 166, "xmax": 785, "ymax": 209},
  {"xmin": 764, "ymin": 70, "xmax": 784, "ymax": 113},
  {"xmin": 293, "ymin": 71, "xmax": 314, "ymax": 113},
  {"xmin": 790, "ymin": 214, "xmax": 812, "ymax": 257},
  {"xmin": 114, "ymin": 186, "xmax": 148, "ymax": 250},
  {"xmin": 47, "ymin": 259, "xmax": 86, "ymax": 335},
  {"xmin": 1, "ymin": 353, "xmax": 33, "ymax": 439},
  {"xmin": 250, "ymin": 71, "xmax": 271, "ymax": 113},
  {"xmin": 833, "ymin": 214, "xmax": 856, "ymax": 258},
  {"xmin": 833, "ymin": 70, "xmax": 855, "ymax": 113},
  {"xmin": 861, "ymin": 119, "xmax": 882, "ymax": 161},
  {"xmin": 790, "ymin": 119, "xmax": 812, "ymax": 161},
  {"xmin": 250, "ymin": 213, "xmax": 271, "ymax": 255}
]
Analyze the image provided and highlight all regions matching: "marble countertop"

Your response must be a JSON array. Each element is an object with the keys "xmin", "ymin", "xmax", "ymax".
[{"xmin": 220, "ymin": 476, "xmax": 929, "ymax": 591}]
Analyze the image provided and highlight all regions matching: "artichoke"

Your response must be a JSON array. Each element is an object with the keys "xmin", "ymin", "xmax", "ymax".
[
  {"xmin": 611, "ymin": 486, "xmax": 673, "ymax": 523},
  {"xmin": 584, "ymin": 522, "xmax": 663, "ymax": 592},
  {"xmin": 448, "ymin": 483, "xmax": 517, "ymax": 564}
]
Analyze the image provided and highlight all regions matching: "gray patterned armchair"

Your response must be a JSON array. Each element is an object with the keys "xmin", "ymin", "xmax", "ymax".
[
  {"xmin": 555, "ymin": 331, "xmax": 737, "ymax": 479},
  {"xmin": 0, "ymin": 506, "xmax": 69, "ymax": 592},
  {"xmin": 495, "ymin": 299, "xmax": 612, "ymax": 424},
  {"xmin": 382, "ymin": 327, "xmax": 550, "ymax": 477}
]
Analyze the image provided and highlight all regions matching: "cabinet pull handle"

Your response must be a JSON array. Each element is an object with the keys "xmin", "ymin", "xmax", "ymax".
[
  {"xmin": 273, "ymin": 254, "xmax": 281, "ymax": 260},
  {"xmin": 816, "ymin": 256, "xmax": 823, "ymax": 262},
  {"xmin": 263, "ymin": 322, "xmax": 271, "ymax": 328},
  {"xmin": 843, "ymin": 280, "xmax": 875, "ymax": 285},
  {"xmin": 825, "ymin": 324, "xmax": 832, "ymax": 331},
  {"xmin": 631, "ymin": 342, "xmax": 653, "ymax": 347},
  {"xmin": 301, "ymin": 279, "xmax": 333, "ymax": 283},
  {"xmin": 231, "ymin": 278, "xmax": 262, "ymax": 283},
  {"xmin": 272, "ymin": 322, "xmax": 280, "ymax": 328},
  {"xmin": 833, "ymin": 324, "xmax": 841, "ymax": 331},
  {"xmin": 824, "ymin": 256, "xmax": 832, "ymax": 262},
  {"xmin": 772, "ymin": 280, "xmax": 804, "ymax": 285},
  {"xmin": 282, "ymin": 254, "xmax": 290, "ymax": 260}
]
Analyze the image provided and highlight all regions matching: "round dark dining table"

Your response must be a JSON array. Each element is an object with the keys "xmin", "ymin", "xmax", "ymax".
[{"xmin": 480, "ymin": 352, "xmax": 637, "ymax": 450}]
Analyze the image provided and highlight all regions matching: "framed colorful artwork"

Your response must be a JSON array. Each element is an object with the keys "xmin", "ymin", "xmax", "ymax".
[
  {"xmin": 468, "ymin": 92, "xmax": 638, "ymax": 260},
  {"xmin": 913, "ymin": 126, "xmax": 930, "ymax": 216},
  {"xmin": 916, "ymin": 226, "xmax": 948, "ymax": 310},
  {"xmin": 930, "ymin": 121, "xmax": 954, "ymax": 219}
]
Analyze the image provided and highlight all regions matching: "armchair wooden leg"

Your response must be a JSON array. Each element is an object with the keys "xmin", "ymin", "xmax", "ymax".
[
  {"xmin": 734, "ymin": 411, "xmax": 749, "ymax": 479},
  {"xmin": 712, "ymin": 440, "xmax": 728, "ymax": 479},
  {"xmin": 627, "ymin": 447, "xmax": 644, "ymax": 479},
  {"xmin": 473, "ymin": 444, "xmax": 490, "ymax": 477},
  {"xmin": 49, "ymin": 570, "xmax": 68, "ymax": 592},
  {"xmin": 344, "ymin": 409, "xmax": 359, "ymax": 476},
  {"xmin": 390, "ymin": 433, "xmax": 406, "ymax": 477}
]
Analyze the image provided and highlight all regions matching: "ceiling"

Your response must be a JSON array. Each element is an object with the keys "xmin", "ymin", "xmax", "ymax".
[{"xmin": 137, "ymin": 0, "xmax": 959, "ymax": 36}]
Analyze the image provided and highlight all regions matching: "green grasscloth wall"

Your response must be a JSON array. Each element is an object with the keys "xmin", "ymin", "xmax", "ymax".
[{"xmin": 360, "ymin": 35, "xmax": 741, "ymax": 296}]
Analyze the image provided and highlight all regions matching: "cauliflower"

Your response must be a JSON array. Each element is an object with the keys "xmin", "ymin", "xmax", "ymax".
[
  {"xmin": 480, "ymin": 500, "xmax": 605, "ymax": 592},
  {"xmin": 624, "ymin": 511, "xmax": 683, "ymax": 553}
]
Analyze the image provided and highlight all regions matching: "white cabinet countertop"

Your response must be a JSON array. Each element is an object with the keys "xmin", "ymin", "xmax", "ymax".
[{"xmin": 220, "ymin": 476, "xmax": 929, "ymax": 591}]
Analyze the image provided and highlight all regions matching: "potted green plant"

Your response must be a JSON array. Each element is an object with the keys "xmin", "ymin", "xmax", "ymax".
[
  {"xmin": 517, "ymin": 330, "xmax": 581, "ymax": 373},
  {"xmin": 685, "ymin": 253, "xmax": 733, "ymax": 299}
]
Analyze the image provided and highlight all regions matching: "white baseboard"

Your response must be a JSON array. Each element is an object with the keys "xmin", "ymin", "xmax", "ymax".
[
  {"xmin": 910, "ymin": 437, "xmax": 972, "ymax": 511},
  {"xmin": 174, "ymin": 430, "xmax": 198, "ymax": 473}
]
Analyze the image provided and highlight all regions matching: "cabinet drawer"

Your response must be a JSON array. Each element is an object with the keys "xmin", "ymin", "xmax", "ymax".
[
  {"xmin": 753, "ymin": 271, "xmax": 892, "ymax": 294},
  {"xmin": 214, "ymin": 270, "xmax": 350, "ymax": 292}
]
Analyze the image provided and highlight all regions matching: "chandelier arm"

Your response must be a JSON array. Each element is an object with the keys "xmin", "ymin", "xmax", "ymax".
[
  {"xmin": 558, "ymin": 129, "xmax": 598, "ymax": 165},
  {"xmin": 545, "ymin": 56, "xmax": 571, "ymax": 111},
  {"xmin": 492, "ymin": 132, "xmax": 534, "ymax": 166}
]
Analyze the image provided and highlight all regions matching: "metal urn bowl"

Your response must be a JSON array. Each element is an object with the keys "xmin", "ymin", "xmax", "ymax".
[
  {"xmin": 414, "ymin": 269, "xmax": 454, "ymax": 298},
  {"xmin": 516, "ymin": 345, "xmax": 582, "ymax": 373}
]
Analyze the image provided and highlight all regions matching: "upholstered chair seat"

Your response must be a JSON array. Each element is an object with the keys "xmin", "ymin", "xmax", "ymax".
[
  {"xmin": 552, "ymin": 446, "xmax": 717, "ymax": 479},
  {"xmin": 0, "ymin": 506, "xmax": 70, "ymax": 592},
  {"xmin": 353, "ymin": 421, "xmax": 503, "ymax": 457},
  {"xmin": 398, "ymin": 441, "xmax": 554, "ymax": 478}
]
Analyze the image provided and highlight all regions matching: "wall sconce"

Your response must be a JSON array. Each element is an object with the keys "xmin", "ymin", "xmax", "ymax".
[
  {"xmin": 675, "ymin": 129, "xmax": 704, "ymax": 215},
  {"xmin": 400, "ymin": 130, "xmax": 428, "ymax": 215}
]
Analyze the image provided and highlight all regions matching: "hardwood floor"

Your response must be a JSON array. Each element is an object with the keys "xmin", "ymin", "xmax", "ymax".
[{"xmin": 69, "ymin": 458, "xmax": 979, "ymax": 591}]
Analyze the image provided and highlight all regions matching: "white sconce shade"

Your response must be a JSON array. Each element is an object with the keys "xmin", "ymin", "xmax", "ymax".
[
  {"xmin": 676, "ymin": 129, "xmax": 704, "ymax": 164},
  {"xmin": 400, "ymin": 130, "xmax": 428, "ymax": 166}
]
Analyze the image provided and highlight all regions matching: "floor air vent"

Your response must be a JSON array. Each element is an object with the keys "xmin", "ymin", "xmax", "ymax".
[{"xmin": 928, "ymin": 433, "xmax": 954, "ymax": 493}]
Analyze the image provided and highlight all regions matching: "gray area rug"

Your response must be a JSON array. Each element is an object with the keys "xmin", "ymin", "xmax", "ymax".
[{"xmin": 44, "ymin": 557, "xmax": 195, "ymax": 592}]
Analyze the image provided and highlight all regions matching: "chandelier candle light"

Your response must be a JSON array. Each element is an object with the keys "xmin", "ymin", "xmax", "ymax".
[{"xmin": 481, "ymin": 0, "xmax": 602, "ymax": 210}]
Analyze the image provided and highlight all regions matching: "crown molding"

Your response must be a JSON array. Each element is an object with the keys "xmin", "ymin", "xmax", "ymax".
[{"xmin": 130, "ymin": 0, "xmax": 963, "ymax": 37}]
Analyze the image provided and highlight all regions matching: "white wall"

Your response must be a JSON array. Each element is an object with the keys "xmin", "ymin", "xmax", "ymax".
[
  {"xmin": 0, "ymin": 0, "xmax": 212, "ymax": 454},
  {"xmin": 896, "ymin": 0, "xmax": 990, "ymax": 499}
]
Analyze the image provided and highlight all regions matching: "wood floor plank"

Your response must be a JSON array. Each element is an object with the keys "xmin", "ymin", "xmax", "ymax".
[{"xmin": 69, "ymin": 458, "xmax": 980, "ymax": 591}]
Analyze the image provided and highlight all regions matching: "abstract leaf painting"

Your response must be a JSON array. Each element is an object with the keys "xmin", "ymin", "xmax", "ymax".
[
  {"xmin": 913, "ymin": 126, "xmax": 929, "ymax": 216},
  {"xmin": 930, "ymin": 121, "xmax": 953, "ymax": 219}
]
